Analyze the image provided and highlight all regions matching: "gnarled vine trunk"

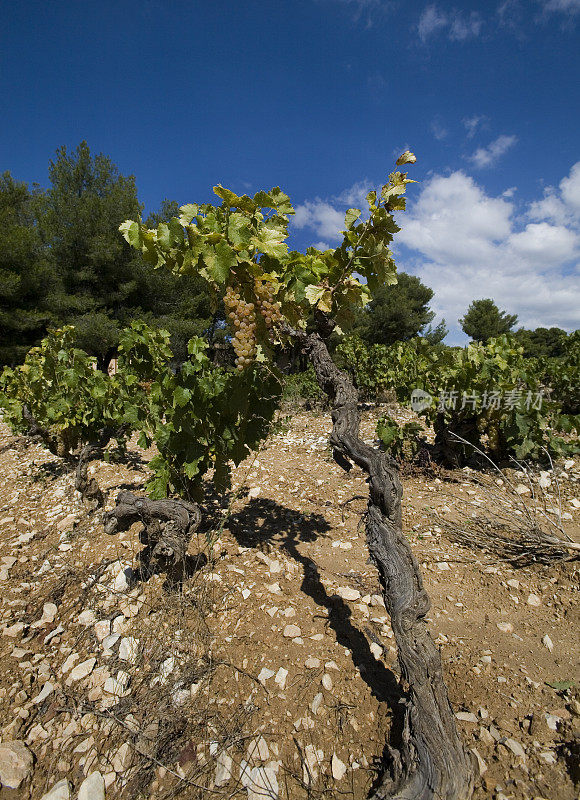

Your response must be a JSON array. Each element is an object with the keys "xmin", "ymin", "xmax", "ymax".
[
  {"xmin": 301, "ymin": 330, "xmax": 474, "ymax": 800},
  {"xmin": 103, "ymin": 491, "xmax": 203, "ymax": 578},
  {"xmin": 74, "ymin": 425, "xmax": 131, "ymax": 507}
]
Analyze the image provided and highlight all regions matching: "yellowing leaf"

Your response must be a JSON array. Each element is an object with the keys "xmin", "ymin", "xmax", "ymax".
[
  {"xmin": 304, "ymin": 285, "xmax": 326, "ymax": 306},
  {"xmin": 178, "ymin": 204, "xmax": 198, "ymax": 225},
  {"xmin": 119, "ymin": 220, "xmax": 142, "ymax": 249},
  {"xmin": 344, "ymin": 208, "xmax": 362, "ymax": 229},
  {"xmin": 396, "ymin": 150, "xmax": 417, "ymax": 166},
  {"xmin": 318, "ymin": 290, "xmax": 333, "ymax": 312}
]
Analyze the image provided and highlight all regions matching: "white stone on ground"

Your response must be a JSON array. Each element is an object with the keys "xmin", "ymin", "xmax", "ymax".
[
  {"xmin": 504, "ymin": 738, "xmax": 526, "ymax": 760},
  {"xmin": 112, "ymin": 742, "xmax": 133, "ymax": 774},
  {"xmin": 66, "ymin": 657, "xmax": 96, "ymax": 685},
  {"xmin": 470, "ymin": 747, "xmax": 487, "ymax": 775},
  {"xmin": 258, "ymin": 668, "xmax": 275, "ymax": 685},
  {"xmin": 78, "ymin": 771, "xmax": 105, "ymax": 800},
  {"xmin": 496, "ymin": 622, "xmax": 514, "ymax": 633},
  {"xmin": 247, "ymin": 765, "xmax": 279, "ymax": 799},
  {"xmin": 248, "ymin": 736, "xmax": 270, "ymax": 762},
  {"xmin": 0, "ymin": 740, "xmax": 34, "ymax": 789},
  {"xmin": 118, "ymin": 637, "xmax": 139, "ymax": 663},
  {"xmin": 456, "ymin": 711, "xmax": 478, "ymax": 723},
  {"xmin": 336, "ymin": 587, "xmax": 360, "ymax": 601},
  {"xmin": 93, "ymin": 620, "xmax": 111, "ymax": 641},
  {"xmin": 31, "ymin": 602, "xmax": 58, "ymax": 628},
  {"xmin": 215, "ymin": 750, "xmax": 233, "ymax": 787},
  {"xmin": 32, "ymin": 681, "xmax": 54, "ymax": 704},
  {"xmin": 331, "ymin": 752, "xmax": 347, "ymax": 780},
  {"xmin": 274, "ymin": 667, "xmax": 288, "ymax": 689},
  {"xmin": 78, "ymin": 610, "xmax": 97, "ymax": 626},
  {"xmin": 370, "ymin": 643, "xmax": 382, "ymax": 660},
  {"xmin": 61, "ymin": 653, "xmax": 79, "ymax": 673},
  {"xmin": 40, "ymin": 779, "xmax": 71, "ymax": 800}
]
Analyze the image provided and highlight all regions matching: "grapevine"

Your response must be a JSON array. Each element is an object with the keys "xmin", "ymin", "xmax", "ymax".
[{"xmin": 114, "ymin": 152, "xmax": 477, "ymax": 800}]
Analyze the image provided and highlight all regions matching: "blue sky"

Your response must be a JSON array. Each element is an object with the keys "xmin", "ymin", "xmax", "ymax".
[{"xmin": 2, "ymin": 0, "xmax": 579, "ymax": 342}]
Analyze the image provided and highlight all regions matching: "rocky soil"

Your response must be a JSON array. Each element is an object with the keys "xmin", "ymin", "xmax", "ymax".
[{"xmin": 0, "ymin": 409, "xmax": 578, "ymax": 800}]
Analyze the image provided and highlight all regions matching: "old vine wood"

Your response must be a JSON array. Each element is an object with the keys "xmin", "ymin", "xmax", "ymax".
[{"xmin": 300, "ymin": 325, "xmax": 474, "ymax": 799}]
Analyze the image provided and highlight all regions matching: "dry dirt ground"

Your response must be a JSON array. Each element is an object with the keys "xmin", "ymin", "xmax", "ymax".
[{"xmin": 0, "ymin": 408, "xmax": 578, "ymax": 800}]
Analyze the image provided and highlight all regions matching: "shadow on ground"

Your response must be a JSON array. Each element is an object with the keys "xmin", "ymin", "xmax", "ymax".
[{"xmin": 226, "ymin": 497, "xmax": 404, "ymax": 709}]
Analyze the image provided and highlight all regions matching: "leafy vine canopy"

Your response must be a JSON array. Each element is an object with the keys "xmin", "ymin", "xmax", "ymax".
[{"xmin": 119, "ymin": 152, "xmax": 417, "ymax": 369}]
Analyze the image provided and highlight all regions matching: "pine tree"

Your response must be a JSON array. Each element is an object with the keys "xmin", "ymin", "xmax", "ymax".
[
  {"xmin": 0, "ymin": 173, "xmax": 55, "ymax": 365},
  {"xmin": 460, "ymin": 298, "xmax": 518, "ymax": 343}
]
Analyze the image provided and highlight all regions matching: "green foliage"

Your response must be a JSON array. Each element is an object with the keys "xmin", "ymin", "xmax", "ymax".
[
  {"xmin": 0, "ymin": 327, "xmax": 127, "ymax": 456},
  {"xmin": 0, "ymin": 321, "xmax": 174, "ymax": 459},
  {"xmin": 116, "ymin": 162, "xmax": 420, "ymax": 497},
  {"xmin": 513, "ymin": 327, "xmax": 569, "ymax": 359},
  {"xmin": 0, "ymin": 319, "xmax": 281, "ymax": 500},
  {"xmin": 0, "ymin": 172, "xmax": 54, "ymax": 365},
  {"xmin": 335, "ymin": 335, "xmax": 445, "ymax": 402},
  {"xmin": 354, "ymin": 272, "xmax": 443, "ymax": 346},
  {"xmin": 70, "ymin": 312, "xmax": 120, "ymax": 370},
  {"xmin": 377, "ymin": 415, "xmax": 423, "ymax": 461},
  {"xmin": 282, "ymin": 365, "xmax": 324, "ymax": 407},
  {"xmin": 0, "ymin": 145, "xmax": 218, "ymax": 368},
  {"xmin": 421, "ymin": 319, "xmax": 449, "ymax": 345},
  {"xmin": 2, "ymin": 156, "xmax": 422, "ymax": 502},
  {"xmin": 335, "ymin": 333, "xmax": 577, "ymax": 464},
  {"xmin": 139, "ymin": 339, "xmax": 282, "ymax": 499},
  {"xmin": 120, "ymin": 165, "xmax": 417, "ymax": 359},
  {"xmin": 460, "ymin": 298, "xmax": 518, "ymax": 343},
  {"xmin": 117, "ymin": 320, "xmax": 173, "ymax": 381},
  {"xmin": 542, "ymin": 329, "xmax": 580, "ymax": 415},
  {"xmin": 412, "ymin": 335, "xmax": 575, "ymax": 463},
  {"xmin": 36, "ymin": 141, "xmax": 144, "ymax": 321}
]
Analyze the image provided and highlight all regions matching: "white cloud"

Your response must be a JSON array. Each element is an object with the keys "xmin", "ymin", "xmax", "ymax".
[
  {"xmin": 294, "ymin": 200, "xmax": 347, "ymax": 240},
  {"xmin": 529, "ymin": 162, "xmax": 580, "ymax": 223},
  {"xmin": 507, "ymin": 222, "xmax": 578, "ymax": 265},
  {"xmin": 462, "ymin": 115, "xmax": 486, "ymax": 139},
  {"xmin": 293, "ymin": 164, "xmax": 580, "ymax": 342},
  {"xmin": 496, "ymin": 0, "xmax": 525, "ymax": 31},
  {"xmin": 431, "ymin": 117, "xmax": 448, "ymax": 140},
  {"xmin": 469, "ymin": 135, "xmax": 518, "ymax": 168},
  {"xmin": 417, "ymin": 5, "xmax": 483, "ymax": 41},
  {"xmin": 397, "ymin": 166, "xmax": 580, "ymax": 339},
  {"xmin": 449, "ymin": 11, "xmax": 483, "ymax": 39},
  {"xmin": 560, "ymin": 161, "xmax": 580, "ymax": 211},
  {"xmin": 294, "ymin": 180, "xmax": 374, "ymax": 240},
  {"xmin": 528, "ymin": 191, "xmax": 568, "ymax": 225},
  {"xmin": 336, "ymin": 180, "xmax": 374, "ymax": 206},
  {"xmin": 540, "ymin": 0, "xmax": 580, "ymax": 13},
  {"xmin": 398, "ymin": 172, "xmax": 513, "ymax": 265},
  {"xmin": 418, "ymin": 5, "xmax": 448, "ymax": 40}
]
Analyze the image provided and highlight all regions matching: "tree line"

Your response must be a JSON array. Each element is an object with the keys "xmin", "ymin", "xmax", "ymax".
[
  {"xmin": 0, "ymin": 141, "xmax": 575, "ymax": 368},
  {"xmin": 0, "ymin": 142, "xmax": 217, "ymax": 368}
]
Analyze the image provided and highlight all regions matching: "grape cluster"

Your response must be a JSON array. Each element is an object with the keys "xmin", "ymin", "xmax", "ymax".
[
  {"xmin": 255, "ymin": 281, "xmax": 283, "ymax": 328},
  {"xmin": 224, "ymin": 285, "xmax": 257, "ymax": 371},
  {"xmin": 224, "ymin": 282, "xmax": 283, "ymax": 371}
]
